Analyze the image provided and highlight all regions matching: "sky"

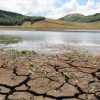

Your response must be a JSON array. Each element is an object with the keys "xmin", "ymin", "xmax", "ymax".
[{"xmin": 0, "ymin": 0, "xmax": 100, "ymax": 19}]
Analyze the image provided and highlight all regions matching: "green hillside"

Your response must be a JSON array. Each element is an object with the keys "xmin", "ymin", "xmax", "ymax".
[
  {"xmin": 0, "ymin": 10, "xmax": 45, "ymax": 25},
  {"xmin": 60, "ymin": 13, "xmax": 100, "ymax": 23}
]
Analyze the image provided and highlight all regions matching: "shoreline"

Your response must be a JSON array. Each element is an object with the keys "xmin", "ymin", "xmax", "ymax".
[{"xmin": 0, "ymin": 26, "xmax": 100, "ymax": 32}]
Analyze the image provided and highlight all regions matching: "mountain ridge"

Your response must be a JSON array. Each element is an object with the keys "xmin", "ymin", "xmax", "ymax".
[
  {"xmin": 0, "ymin": 10, "xmax": 100, "ymax": 30},
  {"xmin": 60, "ymin": 13, "xmax": 100, "ymax": 23},
  {"xmin": 0, "ymin": 10, "xmax": 45, "ymax": 25}
]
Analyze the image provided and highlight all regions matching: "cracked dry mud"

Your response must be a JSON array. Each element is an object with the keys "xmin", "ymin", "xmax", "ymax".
[{"xmin": 0, "ymin": 51, "xmax": 100, "ymax": 100}]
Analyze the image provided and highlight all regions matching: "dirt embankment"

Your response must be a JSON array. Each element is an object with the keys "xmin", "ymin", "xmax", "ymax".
[{"xmin": 0, "ymin": 51, "xmax": 100, "ymax": 100}]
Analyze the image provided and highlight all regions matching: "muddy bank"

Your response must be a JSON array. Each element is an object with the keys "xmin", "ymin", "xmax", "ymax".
[
  {"xmin": 0, "ymin": 27, "xmax": 100, "ymax": 32},
  {"xmin": 0, "ymin": 50, "xmax": 100, "ymax": 100}
]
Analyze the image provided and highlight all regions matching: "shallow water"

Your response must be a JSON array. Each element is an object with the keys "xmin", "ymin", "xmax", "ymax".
[{"xmin": 0, "ymin": 30, "xmax": 100, "ymax": 54}]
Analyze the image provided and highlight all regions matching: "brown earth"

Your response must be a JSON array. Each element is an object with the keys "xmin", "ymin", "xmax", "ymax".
[
  {"xmin": 0, "ymin": 19, "xmax": 100, "ymax": 31},
  {"xmin": 0, "ymin": 51, "xmax": 100, "ymax": 100},
  {"xmin": 21, "ymin": 20, "xmax": 100, "ymax": 30}
]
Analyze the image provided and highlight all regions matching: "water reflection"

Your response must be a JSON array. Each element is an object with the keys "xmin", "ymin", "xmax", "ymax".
[{"xmin": 0, "ymin": 31, "xmax": 100, "ymax": 53}]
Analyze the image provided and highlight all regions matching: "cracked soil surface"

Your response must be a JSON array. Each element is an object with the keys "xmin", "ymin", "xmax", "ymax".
[{"xmin": 0, "ymin": 51, "xmax": 100, "ymax": 100}]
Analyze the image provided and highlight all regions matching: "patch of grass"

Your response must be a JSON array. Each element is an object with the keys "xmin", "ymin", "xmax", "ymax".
[
  {"xmin": 0, "ymin": 35, "xmax": 21, "ymax": 44},
  {"xmin": 5, "ymin": 49, "xmax": 36, "ymax": 58},
  {"xmin": 29, "ymin": 64, "xmax": 34, "ymax": 73}
]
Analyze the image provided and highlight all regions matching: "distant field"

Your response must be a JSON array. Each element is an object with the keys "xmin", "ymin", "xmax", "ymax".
[
  {"xmin": 21, "ymin": 19, "xmax": 100, "ymax": 30},
  {"xmin": 0, "ymin": 19, "xmax": 99, "ymax": 31}
]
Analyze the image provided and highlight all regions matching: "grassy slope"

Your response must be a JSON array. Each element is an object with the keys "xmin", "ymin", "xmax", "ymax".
[
  {"xmin": 0, "ymin": 10, "xmax": 99, "ymax": 30},
  {"xmin": 60, "ymin": 13, "xmax": 100, "ymax": 23},
  {"xmin": 21, "ymin": 19, "xmax": 100, "ymax": 30},
  {"xmin": 0, "ymin": 10, "xmax": 45, "ymax": 25},
  {"xmin": 21, "ymin": 13, "xmax": 100, "ymax": 30}
]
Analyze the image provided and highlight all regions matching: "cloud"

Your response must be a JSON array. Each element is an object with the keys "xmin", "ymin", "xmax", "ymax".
[
  {"xmin": 76, "ymin": 0, "xmax": 100, "ymax": 15},
  {"xmin": 0, "ymin": 0, "xmax": 60, "ymax": 15},
  {"xmin": 0, "ymin": 0, "xmax": 99, "ymax": 19}
]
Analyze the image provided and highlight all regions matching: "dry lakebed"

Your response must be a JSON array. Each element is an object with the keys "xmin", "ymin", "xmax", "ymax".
[{"xmin": 0, "ymin": 30, "xmax": 100, "ymax": 100}]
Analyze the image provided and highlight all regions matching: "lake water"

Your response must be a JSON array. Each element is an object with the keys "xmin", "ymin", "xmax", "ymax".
[{"xmin": 0, "ymin": 30, "xmax": 100, "ymax": 54}]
